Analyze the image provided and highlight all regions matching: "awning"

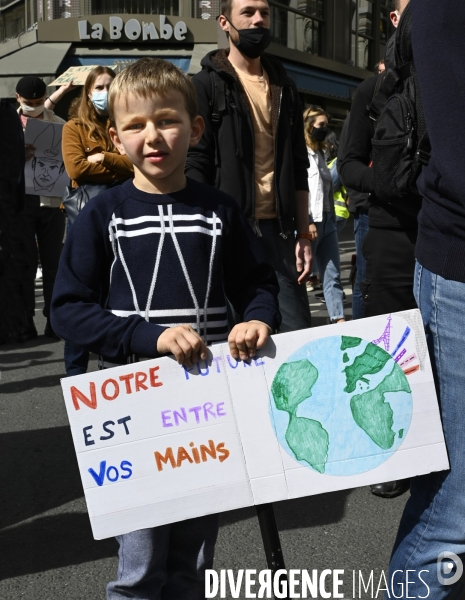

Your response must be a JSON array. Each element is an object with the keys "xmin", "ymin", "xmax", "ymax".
[
  {"xmin": 0, "ymin": 42, "xmax": 71, "ymax": 75},
  {"xmin": 0, "ymin": 42, "xmax": 71, "ymax": 97},
  {"xmin": 281, "ymin": 60, "xmax": 360, "ymax": 101},
  {"xmin": 61, "ymin": 54, "xmax": 191, "ymax": 74}
]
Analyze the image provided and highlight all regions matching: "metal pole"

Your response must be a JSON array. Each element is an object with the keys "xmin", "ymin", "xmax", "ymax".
[{"xmin": 256, "ymin": 503, "xmax": 289, "ymax": 599}]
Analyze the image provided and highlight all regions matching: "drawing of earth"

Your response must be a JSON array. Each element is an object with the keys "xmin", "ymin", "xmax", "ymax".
[{"xmin": 270, "ymin": 336, "xmax": 413, "ymax": 476}]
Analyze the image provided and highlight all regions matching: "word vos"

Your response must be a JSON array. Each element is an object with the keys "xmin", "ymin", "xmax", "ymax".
[
  {"xmin": 70, "ymin": 366, "xmax": 162, "ymax": 411},
  {"xmin": 88, "ymin": 460, "xmax": 133, "ymax": 486},
  {"xmin": 154, "ymin": 440, "xmax": 230, "ymax": 471}
]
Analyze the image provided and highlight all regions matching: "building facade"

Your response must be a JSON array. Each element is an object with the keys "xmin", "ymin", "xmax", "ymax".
[{"xmin": 0, "ymin": 0, "xmax": 394, "ymax": 123}]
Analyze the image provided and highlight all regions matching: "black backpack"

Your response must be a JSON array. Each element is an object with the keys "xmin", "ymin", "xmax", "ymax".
[{"xmin": 368, "ymin": 4, "xmax": 430, "ymax": 209}]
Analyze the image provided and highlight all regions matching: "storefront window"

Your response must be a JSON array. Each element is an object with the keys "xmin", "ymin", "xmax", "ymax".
[
  {"xmin": 270, "ymin": 0, "xmax": 324, "ymax": 55},
  {"xmin": 350, "ymin": 0, "xmax": 373, "ymax": 69},
  {"xmin": 380, "ymin": 0, "xmax": 389, "ymax": 43},
  {"xmin": 91, "ymin": 0, "xmax": 179, "ymax": 16}
]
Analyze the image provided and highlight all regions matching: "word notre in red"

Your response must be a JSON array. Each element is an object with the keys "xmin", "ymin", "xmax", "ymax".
[{"xmin": 70, "ymin": 366, "xmax": 163, "ymax": 411}]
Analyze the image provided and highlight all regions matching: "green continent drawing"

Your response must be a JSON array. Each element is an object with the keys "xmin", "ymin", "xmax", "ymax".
[
  {"xmin": 271, "ymin": 360, "xmax": 329, "ymax": 473},
  {"xmin": 271, "ymin": 359, "xmax": 318, "ymax": 413},
  {"xmin": 350, "ymin": 363, "xmax": 412, "ymax": 449},
  {"xmin": 340, "ymin": 336, "xmax": 362, "ymax": 351},
  {"xmin": 343, "ymin": 342, "xmax": 391, "ymax": 393},
  {"xmin": 285, "ymin": 414, "xmax": 329, "ymax": 474}
]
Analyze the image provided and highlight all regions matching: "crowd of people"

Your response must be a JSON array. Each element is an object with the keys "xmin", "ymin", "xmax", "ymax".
[{"xmin": 0, "ymin": 0, "xmax": 464, "ymax": 597}]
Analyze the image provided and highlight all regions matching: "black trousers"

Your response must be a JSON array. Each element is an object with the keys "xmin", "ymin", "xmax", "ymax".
[
  {"xmin": 256, "ymin": 219, "xmax": 312, "ymax": 333},
  {"xmin": 18, "ymin": 195, "xmax": 65, "ymax": 320},
  {"xmin": 361, "ymin": 227, "xmax": 418, "ymax": 317},
  {"xmin": 0, "ymin": 199, "xmax": 28, "ymax": 337}
]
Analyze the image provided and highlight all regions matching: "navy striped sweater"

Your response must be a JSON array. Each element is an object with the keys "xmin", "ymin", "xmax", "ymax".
[{"xmin": 51, "ymin": 177, "xmax": 281, "ymax": 363}]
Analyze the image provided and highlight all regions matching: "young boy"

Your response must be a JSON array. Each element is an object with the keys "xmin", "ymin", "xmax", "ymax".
[{"xmin": 51, "ymin": 58, "xmax": 280, "ymax": 599}]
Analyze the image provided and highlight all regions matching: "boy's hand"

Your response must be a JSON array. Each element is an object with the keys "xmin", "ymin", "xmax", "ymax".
[
  {"xmin": 157, "ymin": 325, "xmax": 207, "ymax": 367},
  {"xmin": 228, "ymin": 320, "xmax": 272, "ymax": 361}
]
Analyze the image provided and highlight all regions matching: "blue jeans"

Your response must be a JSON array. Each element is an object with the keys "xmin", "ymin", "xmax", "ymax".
[
  {"xmin": 336, "ymin": 216, "xmax": 347, "ymax": 236},
  {"xmin": 352, "ymin": 211, "xmax": 369, "ymax": 320},
  {"xmin": 312, "ymin": 213, "xmax": 344, "ymax": 321},
  {"xmin": 107, "ymin": 515, "xmax": 219, "ymax": 599},
  {"xmin": 388, "ymin": 262, "xmax": 465, "ymax": 598}
]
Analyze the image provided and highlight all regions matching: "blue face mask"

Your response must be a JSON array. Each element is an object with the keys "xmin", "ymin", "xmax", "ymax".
[{"xmin": 91, "ymin": 91, "xmax": 109, "ymax": 114}]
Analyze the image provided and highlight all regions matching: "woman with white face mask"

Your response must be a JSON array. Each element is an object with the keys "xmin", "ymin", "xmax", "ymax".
[{"xmin": 62, "ymin": 66, "xmax": 133, "ymax": 376}]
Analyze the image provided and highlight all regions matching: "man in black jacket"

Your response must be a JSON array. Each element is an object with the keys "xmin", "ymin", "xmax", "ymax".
[
  {"xmin": 0, "ymin": 99, "xmax": 27, "ymax": 343},
  {"xmin": 186, "ymin": 0, "xmax": 312, "ymax": 332},
  {"xmin": 339, "ymin": 0, "xmax": 413, "ymax": 499}
]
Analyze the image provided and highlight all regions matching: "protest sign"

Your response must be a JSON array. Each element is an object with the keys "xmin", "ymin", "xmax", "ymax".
[
  {"xmin": 24, "ymin": 119, "xmax": 67, "ymax": 198},
  {"xmin": 48, "ymin": 65, "xmax": 104, "ymax": 86},
  {"xmin": 61, "ymin": 310, "xmax": 449, "ymax": 540}
]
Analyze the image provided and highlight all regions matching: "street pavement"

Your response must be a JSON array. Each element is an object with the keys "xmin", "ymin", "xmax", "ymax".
[{"xmin": 0, "ymin": 218, "xmax": 410, "ymax": 599}]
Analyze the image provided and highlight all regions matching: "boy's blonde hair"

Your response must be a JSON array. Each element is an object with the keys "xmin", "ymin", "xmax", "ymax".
[{"xmin": 109, "ymin": 57, "xmax": 198, "ymax": 123}]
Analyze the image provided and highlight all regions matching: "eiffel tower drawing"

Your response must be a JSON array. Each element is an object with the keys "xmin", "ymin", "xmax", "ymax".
[{"xmin": 372, "ymin": 314, "xmax": 392, "ymax": 352}]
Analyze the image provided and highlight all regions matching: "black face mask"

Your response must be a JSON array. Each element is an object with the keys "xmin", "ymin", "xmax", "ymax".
[
  {"xmin": 227, "ymin": 20, "xmax": 271, "ymax": 59},
  {"xmin": 311, "ymin": 126, "xmax": 328, "ymax": 142}
]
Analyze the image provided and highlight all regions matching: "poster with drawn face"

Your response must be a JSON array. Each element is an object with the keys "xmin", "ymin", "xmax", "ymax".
[{"xmin": 24, "ymin": 119, "xmax": 68, "ymax": 197}]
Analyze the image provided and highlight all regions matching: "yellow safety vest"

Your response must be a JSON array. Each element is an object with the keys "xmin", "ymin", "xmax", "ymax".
[{"xmin": 328, "ymin": 158, "xmax": 350, "ymax": 220}]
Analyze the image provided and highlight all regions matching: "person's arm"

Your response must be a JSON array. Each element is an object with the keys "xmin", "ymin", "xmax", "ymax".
[
  {"xmin": 62, "ymin": 120, "xmax": 124, "ymax": 185},
  {"xmin": 51, "ymin": 200, "xmax": 167, "ymax": 362},
  {"xmin": 339, "ymin": 78, "xmax": 376, "ymax": 194},
  {"xmin": 411, "ymin": 0, "xmax": 465, "ymax": 204},
  {"xmin": 95, "ymin": 151, "xmax": 134, "ymax": 179},
  {"xmin": 294, "ymin": 190, "xmax": 313, "ymax": 282},
  {"xmin": 45, "ymin": 81, "xmax": 77, "ymax": 111},
  {"xmin": 185, "ymin": 72, "xmax": 217, "ymax": 185},
  {"xmin": 289, "ymin": 83, "xmax": 313, "ymax": 282}
]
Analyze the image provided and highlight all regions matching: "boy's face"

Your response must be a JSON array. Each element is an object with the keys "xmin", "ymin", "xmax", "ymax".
[{"xmin": 110, "ymin": 90, "xmax": 204, "ymax": 194}]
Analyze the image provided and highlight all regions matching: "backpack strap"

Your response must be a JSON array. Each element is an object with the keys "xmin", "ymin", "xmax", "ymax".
[
  {"xmin": 368, "ymin": 62, "xmax": 414, "ymax": 121},
  {"xmin": 368, "ymin": 70, "xmax": 399, "ymax": 120},
  {"xmin": 210, "ymin": 70, "xmax": 226, "ymax": 125},
  {"xmin": 209, "ymin": 71, "xmax": 227, "ymax": 168}
]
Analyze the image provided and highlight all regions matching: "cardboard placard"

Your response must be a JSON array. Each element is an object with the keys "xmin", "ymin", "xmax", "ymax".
[
  {"xmin": 49, "ymin": 65, "xmax": 112, "ymax": 86},
  {"xmin": 61, "ymin": 310, "xmax": 449, "ymax": 540},
  {"xmin": 24, "ymin": 119, "xmax": 67, "ymax": 198}
]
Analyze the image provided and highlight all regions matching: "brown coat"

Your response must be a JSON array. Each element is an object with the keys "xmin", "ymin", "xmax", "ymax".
[{"xmin": 62, "ymin": 118, "xmax": 133, "ymax": 187}]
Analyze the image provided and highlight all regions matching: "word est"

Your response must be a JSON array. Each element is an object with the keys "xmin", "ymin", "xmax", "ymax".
[
  {"xmin": 83, "ymin": 415, "xmax": 131, "ymax": 446},
  {"xmin": 88, "ymin": 460, "xmax": 133, "ymax": 486},
  {"xmin": 71, "ymin": 366, "xmax": 162, "ymax": 411},
  {"xmin": 154, "ymin": 440, "xmax": 230, "ymax": 471}
]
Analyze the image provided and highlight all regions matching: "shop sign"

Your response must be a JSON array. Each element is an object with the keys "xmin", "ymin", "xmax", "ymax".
[{"xmin": 78, "ymin": 15, "xmax": 188, "ymax": 42}]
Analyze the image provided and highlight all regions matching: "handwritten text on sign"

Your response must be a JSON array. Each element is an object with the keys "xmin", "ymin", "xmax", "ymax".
[{"xmin": 61, "ymin": 312, "xmax": 448, "ymax": 540}]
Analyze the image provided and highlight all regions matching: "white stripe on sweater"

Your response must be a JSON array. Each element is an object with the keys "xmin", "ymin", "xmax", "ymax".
[
  {"xmin": 156, "ymin": 320, "xmax": 229, "ymax": 329},
  {"xmin": 112, "ymin": 214, "xmax": 220, "ymax": 226},
  {"xmin": 111, "ymin": 225, "xmax": 222, "ymax": 239},
  {"xmin": 110, "ymin": 306, "xmax": 227, "ymax": 318}
]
